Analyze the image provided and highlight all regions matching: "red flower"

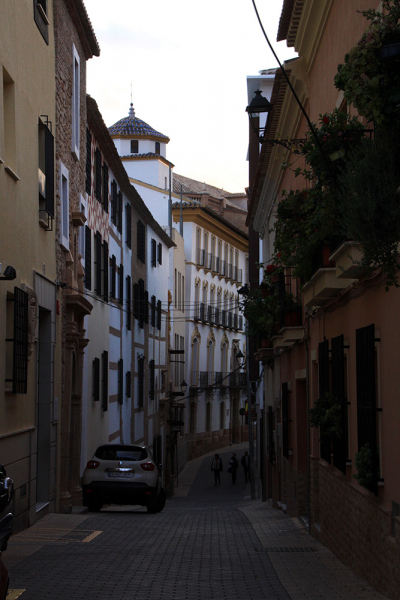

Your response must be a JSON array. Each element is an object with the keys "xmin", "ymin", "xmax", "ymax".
[{"xmin": 322, "ymin": 115, "xmax": 329, "ymax": 125}]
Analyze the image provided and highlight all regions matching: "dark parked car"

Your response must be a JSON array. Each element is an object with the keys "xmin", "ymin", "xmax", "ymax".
[{"xmin": 82, "ymin": 444, "xmax": 166, "ymax": 514}]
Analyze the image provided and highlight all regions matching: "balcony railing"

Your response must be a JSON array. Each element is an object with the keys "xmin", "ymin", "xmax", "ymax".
[
  {"xmin": 221, "ymin": 310, "xmax": 228, "ymax": 327},
  {"xmin": 233, "ymin": 313, "xmax": 238, "ymax": 330},
  {"xmin": 214, "ymin": 307, "xmax": 220, "ymax": 326},
  {"xmin": 207, "ymin": 305, "xmax": 214, "ymax": 323},
  {"xmin": 199, "ymin": 302, "xmax": 207, "ymax": 322},
  {"xmin": 228, "ymin": 311, "xmax": 233, "ymax": 329},
  {"xmin": 228, "ymin": 373, "xmax": 247, "ymax": 388}
]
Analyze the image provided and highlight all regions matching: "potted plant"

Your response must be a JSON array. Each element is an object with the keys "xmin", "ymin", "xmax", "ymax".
[
  {"xmin": 310, "ymin": 392, "xmax": 345, "ymax": 439},
  {"xmin": 241, "ymin": 287, "xmax": 280, "ymax": 344},
  {"xmin": 334, "ymin": 1, "xmax": 400, "ymax": 125},
  {"xmin": 353, "ymin": 443, "xmax": 379, "ymax": 493}
]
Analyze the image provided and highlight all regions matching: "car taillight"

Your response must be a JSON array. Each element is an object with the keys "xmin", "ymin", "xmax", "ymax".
[
  {"xmin": 140, "ymin": 462, "xmax": 155, "ymax": 471},
  {"xmin": 86, "ymin": 460, "xmax": 100, "ymax": 469}
]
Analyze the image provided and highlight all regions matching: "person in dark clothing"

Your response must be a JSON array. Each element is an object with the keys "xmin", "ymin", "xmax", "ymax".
[
  {"xmin": 211, "ymin": 454, "xmax": 223, "ymax": 485},
  {"xmin": 241, "ymin": 451, "xmax": 251, "ymax": 483},
  {"xmin": 228, "ymin": 453, "xmax": 239, "ymax": 484}
]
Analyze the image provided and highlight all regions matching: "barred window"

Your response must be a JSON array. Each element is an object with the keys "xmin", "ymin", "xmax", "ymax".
[
  {"xmin": 157, "ymin": 299, "xmax": 162, "ymax": 331},
  {"xmin": 118, "ymin": 358, "xmax": 123, "ymax": 405},
  {"xmin": 102, "ymin": 163, "xmax": 109, "ymax": 212},
  {"xmin": 137, "ymin": 220, "xmax": 145, "ymax": 263},
  {"xmin": 119, "ymin": 264, "xmax": 124, "ymax": 305},
  {"xmin": 95, "ymin": 148, "xmax": 102, "ymax": 202},
  {"xmin": 95, "ymin": 231, "xmax": 102, "ymax": 297},
  {"xmin": 151, "ymin": 239, "xmax": 157, "ymax": 267},
  {"xmin": 111, "ymin": 180, "xmax": 117, "ymax": 225},
  {"xmin": 110, "ymin": 255, "xmax": 116, "ymax": 299},
  {"xmin": 126, "ymin": 275, "xmax": 131, "ymax": 330},
  {"xmin": 102, "ymin": 241, "xmax": 108, "ymax": 301},
  {"xmin": 85, "ymin": 128, "xmax": 91, "ymax": 194}
]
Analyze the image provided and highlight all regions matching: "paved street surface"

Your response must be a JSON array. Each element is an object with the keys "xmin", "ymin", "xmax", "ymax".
[{"xmin": 6, "ymin": 443, "xmax": 389, "ymax": 600}]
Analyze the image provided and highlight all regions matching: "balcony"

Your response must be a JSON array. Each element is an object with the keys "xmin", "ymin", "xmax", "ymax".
[
  {"xmin": 330, "ymin": 240, "xmax": 366, "ymax": 280},
  {"xmin": 190, "ymin": 371, "xmax": 212, "ymax": 389},
  {"xmin": 221, "ymin": 309, "xmax": 228, "ymax": 328},
  {"xmin": 227, "ymin": 311, "xmax": 233, "ymax": 329},
  {"xmin": 214, "ymin": 307, "xmax": 220, "ymax": 326},
  {"xmin": 302, "ymin": 242, "xmax": 354, "ymax": 307},
  {"xmin": 207, "ymin": 305, "xmax": 214, "ymax": 324},
  {"xmin": 228, "ymin": 373, "xmax": 247, "ymax": 388},
  {"xmin": 199, "ymin": 302, "xmax": 207, "ymax": 322}
]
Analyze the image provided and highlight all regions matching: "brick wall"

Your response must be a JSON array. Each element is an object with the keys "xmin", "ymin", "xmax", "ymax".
[{"xmin": 313, "ymin": 462, "xmax": 400, "ymax": 600}]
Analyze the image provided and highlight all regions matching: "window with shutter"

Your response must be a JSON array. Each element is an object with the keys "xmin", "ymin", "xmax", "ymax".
[
  {"xmin": 133, "ymin": 283, "xmax": 139, "ymax": 320},
  {"xmin": 102, "ymin": 241, "xmax": 108, "ymax": 301},
  {"xmin": 318, "ymin": 339, "xmax": 331, "ymax": 463},
  {"xmin": 95, "ymin": 148, "xmax": 102, "ymax": 202},
  {"xmin": 151, "ymin": 239, "xmax": 157, "ymax": 267},
  {"xmin": 102, "ymin": 163, "xmax": 109, "ymax": 212},
  {"xmin": 282, "ymin": 382, "xmax": 289, "ymax": 459},
  {"xmin": 126, "ymin": 203, "xmax": 132, "ymax": 249},
  {"xmin": 139, "ymin": 279, "xmax": 145, "ymax": 328},
  {"xmin": 157, "ymin": 299, "xmax": 162, "ymax": 331},
  {"xmin": 331, "ymin": 334, "xmax": 347, "ymax": 474},
  {"xmin": 151, "ymin": 295, "xmax": 156, "ymax": 327},
  {"xmin": 119, "ymin": 264, "xmax": 124, "ymax": 305},
  {"xmin": 38, "ymin": 119, "xmax": 55, "ymax": 222},
  {"xmin": 110, "ymin": 255, "xmax": 116, "ymax": 298},
  {"xmin": 137, "ymin": 220, "xmax": 145, "ymax": 263},
  {"xmin": 117, "ymin": 191, "xmax": 122, "ymax": 234},
  {"xmin": 85, "ymin": 128, "xmax": 91, "ymax": 194},
  {"xmin": 158, "ymin": 243, "xmax": 162, "ymax": 265},
  {"xmin": 118, "ymin": 358, "xmax": 123, "ymax": 405},
  {"xmin": 84, "ymin": 226, "xmax": 91, "ymax": 290},
  {"xmin": 149, "ymin": 360, "xmax": 155, "ymax": 400},
  {"xmin": 138, "ymin": 357, "xmax": 144, "ymax": 408},
  {"xmin": 93, "ymin": 358, "xmax": 100, "ymax": 402},
  {"xmin": 131, "ymin": 140, "xmax": 138, "ymax": 153},
  {"xmin": 102, "ymin": 351, "xmax": 108, "ymax": 411},
  {"xmin": 95, "ymin": 232, "xmax": 102, "ymax": 297},
  {"xmin": 34, "ymin": 0, "xmax": 49, "ymax": 43},
  {"xmin": 111, "ymin": 180, "xmax": 117, "ymax": 225},
  {"xmin": 126, "ymin": 275, "xmax": 131, "ymax": 330},
  {"xmin": 5, "ymin": 287, "xmax": 29, "ymax": 394},
  {"xmin": 144, "ymin": 291, "xmax": 149, "ymax": 324}
]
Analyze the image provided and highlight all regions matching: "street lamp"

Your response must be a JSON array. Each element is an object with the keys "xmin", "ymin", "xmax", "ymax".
[
  {"xmin": 180, "ymin": 380, "xmax": 188, "ymax": 395},
  {"xmin": 246, "ymin": 90, "xmax": 272, "ymax": 142}
]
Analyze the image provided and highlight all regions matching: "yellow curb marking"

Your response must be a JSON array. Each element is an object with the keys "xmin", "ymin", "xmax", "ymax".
[{"xmin": 7, "ymin": 590, "xmax": 25, "ymax": 599}]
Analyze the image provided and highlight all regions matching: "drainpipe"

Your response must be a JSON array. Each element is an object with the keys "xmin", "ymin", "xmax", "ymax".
[{"xmin": 305, "ymin": 331, "xmax": 311, "ymax": 535}]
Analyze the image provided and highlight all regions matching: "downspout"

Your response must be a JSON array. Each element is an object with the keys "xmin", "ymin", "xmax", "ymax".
[{"xmin": 305, "ymin": 321, "xmax": 311, "ymax": 535}]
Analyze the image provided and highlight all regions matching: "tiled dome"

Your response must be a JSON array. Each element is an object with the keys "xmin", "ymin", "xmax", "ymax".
[{"xmin": 108, "ymin": 104, "xmax": 169, "ymax": 141}]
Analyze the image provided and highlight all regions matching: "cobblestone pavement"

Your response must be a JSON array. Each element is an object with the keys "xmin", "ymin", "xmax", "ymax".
[{"xmin": 6, "ymin": 444, "xmax": 389, "ymax": 600}]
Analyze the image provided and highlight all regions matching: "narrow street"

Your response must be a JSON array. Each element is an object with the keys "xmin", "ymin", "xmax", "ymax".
[{"xmin": 6, "ymin": 444, "xmax": 388, "ymax": 600}]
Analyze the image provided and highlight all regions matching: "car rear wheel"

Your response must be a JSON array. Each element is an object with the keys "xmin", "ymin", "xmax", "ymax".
[
  {"xmin": 87, "ymin": 499, "xmax": 103, "ymax": 512},
  {"xmin": 147, "ymin": 488, "xmax": 166, "ymax": 514}
]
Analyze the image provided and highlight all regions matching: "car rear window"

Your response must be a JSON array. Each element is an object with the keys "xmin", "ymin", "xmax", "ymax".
[{"xmin": 95, "ymin": 445, "xmax": 148, "ymax": 462}]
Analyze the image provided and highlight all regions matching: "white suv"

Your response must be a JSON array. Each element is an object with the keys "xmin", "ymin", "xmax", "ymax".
[{"xmin": 82, "ymin": 444, "xmax": 166, "ymax": 514}]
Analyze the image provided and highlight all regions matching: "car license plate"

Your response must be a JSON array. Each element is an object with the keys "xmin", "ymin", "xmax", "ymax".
[{"xmin": 107, "ymin": 471, "xmax": 132, "ymax": 478}]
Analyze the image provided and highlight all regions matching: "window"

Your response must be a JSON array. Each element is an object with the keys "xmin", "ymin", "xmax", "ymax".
[
  {"xmin": 155, "ymin": 141, "xmax": 160, "ymax": 155},
  {"xmin": 117, "ymin": 191, "xmax": 122, "ymax": 234},
  {"xmin": 59, "ymin": 162, "xmax": 69, "ymax": 250},
  {"xmin": 84, "ymin": 226, "xmax": 91, "ymax": 290},
  {"xmin": 110, "ymin": 255, "xmax": 116, "ymax": 298},
  {"xmin": 190, "ymin": 402, "xmax": 197, "ymax": 434},
  {"xmin": 92, "ymin": 358, "xmax": 100, "ymax": 401},
  {"xmin": 38, "ymin": 118, "xmax": 55, "ymax": 223},
  {"xmin": 94, "ymin": 148, "xmax": 102, "ymax": 202},
  {"xmin": 119, "ymin": 264, "xmax": 124, "ymax": 305},
  {"xmin": 118, "ymin": 359, "xmax": 123, "ymax": 405},
  {"xmin": 102, "ymin": 163, "xmax": 109, "ymax": 212},
  {"xmin": 71, "ymin": 44, "xmax": 80, "ymax": 160},
  {"xmin": 85, "ymin": 128, "xmax": 91, "ymax": 194},
  {"xmin": 151, "ymin": 239, "xmax": 157, "ymax": 267},
  {"xmin": 111, "ymin": 180, "xmax": 117, "ymax": 225},
  {"xmin": 126, "ymin": 203, "xmax": 132, "ymax": 249},
  {"xmin": 79, "ymin": 195, "xmax": 86, "ymax": 264},
  {"xmin": 165, "ymin": 177, "xmax": 167, "ymax": 190},
  {"xmin": 149, "ymin": 360, "xmax": 155, "ymax": 400},
  {"xmin": 157, "ymin": 243, "xmax": 162, "ymax": 265},
  {"xmin": 282, "ymin": 382, "xmax": 289, "ymax": 459},
  {"xmin": 137, "ymin": 220, "xmax": 145, "ymax": 263},
  {"xmin": 126, "ymin": 275, "xmax": 131, "ymax": 330},
  {"xmin": 102, "ymin": 241, "xmax": 109, "ymax": 301},
  {"xmin": 318, "ymin": 339, "xmax": 331, "ymax": 463},
  {"xmin": 34, "ymin": 0, "xmax": 49, "ymax": 44},
  {"xmin": 131, "ymin": 140, "xmax": 138, "ymax": 153},
  {"xmin": 102, "ymin": 351, "xmax": 108, "ymax": 411},
  {"xmin": 220, "ymin": 401, "xmax": 225, "ymax": 430},
  {"xmin": 206, "ymin": 402, "xmax": 211, "ymax": 432},
  {"xmin": 5, "ymin": 287, "xmax": 28, "ymax": 394},
  {"xmin": 95, "ymin": 231, "xmax": 102, "ymax": 297},
  {"xmin": 138, "ymin": 356, "xmax": 144, "ymax": 408},
  {"xmin": 2, "ymin": 68, "xmax": 16, "ymax": 174},
  {"xmin": 151, "ymin": 295, "xmax": 156, "ymax": 327},
  {"xmin": 157, "ymin": 300, "xmax": 162, "ymax": 331}
]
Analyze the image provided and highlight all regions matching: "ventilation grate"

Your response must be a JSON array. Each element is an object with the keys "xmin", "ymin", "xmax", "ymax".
[{"xmin": 20, "ymin": 483, "xmax": 27, "ymax": 499}]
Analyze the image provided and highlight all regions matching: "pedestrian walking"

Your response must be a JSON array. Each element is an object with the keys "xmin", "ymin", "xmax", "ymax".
[
  {"xmin": 211, "ymin": 453, "xmax": 223, "ymax": 485},
  {"xmin": 241, "ymin": 451, "xmax": 251, "ymax": 483},
  {"xmin": 228, "ymin": 453, "xmax": 239, "ymax": 484}
]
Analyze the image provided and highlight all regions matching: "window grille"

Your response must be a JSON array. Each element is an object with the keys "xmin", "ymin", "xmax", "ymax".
[
  {"xmin": 158, "ymin": 243, "xmax": 162, "ymax": 265},
  {"xmin": 139, "ymin": 279, "xmax": 145, "ymax": 329},
  {"xmin": 126, "ymin": 371, "xmax": 131, "ymax": 398},
  {"xmin": 6, "ymin": 287, "xmax": 28, "ymax": 394},
  {"xmin": 319, "ymin": 339, "xmax": 331, "ymax": 463},
  {"xmin": 38, "ymin": 120, "xmax": 54, "ymax": 222},
  {"xmin": 84, "ymin": 226, "xmax": 91, "ymax": 290},
  {"xmin": 85, "ymin": 128, "xmax": 91, "ymax": 194},
  {"xmin": 133, "ymin": 283, "xmax": 139, "ymax": 321},
  {"xmin": 95, "ymin": 148, "xmax": 102, "ymax": 202},
  {"xmin": 111, "ymin": 180, "xmax": 117, "ymax": 225},
  {"xmin": 144, "ymin": 290, "xmax": 149, "ymax": 324},
  {"xmin": 151, "ymin": 239, "xmax": 157, "ymax": 267},
  {"xmin": 118, "ymin": 358, "xmax": 123, "ymax": 405},
  {"xmin": 102, "ymin": 351, "xmax": 108, "ymax": 411},
  {"xmin": 356, "ymin": 324, "xmax": 378, "ymax": 494},
  {"xmin": 92, "ymin": 357, "xmax": 100, "ymax": 401},
  {"xmin": 117, "ymin": 191, "xmax": 122, "ymax": 234},
  {"xmin": 102, "ymin": 163, "xmax": 109, "ymax": 212}
]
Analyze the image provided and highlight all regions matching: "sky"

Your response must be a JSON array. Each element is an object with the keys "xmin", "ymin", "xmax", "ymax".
[{"xmin": 84, "ymin": 0, "xmax": 296, "ymax": 193}]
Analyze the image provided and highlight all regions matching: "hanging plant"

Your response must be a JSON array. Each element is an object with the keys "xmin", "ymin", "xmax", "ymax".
[
  {"xmin": 338, "ymin": 133, "xmax": 400, "ymax": 289},
  {"xmin": 310, "ymin": 392, "xmax": 344, "ymax": 439},
  {"xmin": 353, "ymin": 443, "xmax": 379, "ymax": 492},
  {"xmin": 241, "ymin": 288, "xmax": 280, "ymax": 342},
  {"xmin": 334, "ymin": 1, "xmax": 400, "ymax": 125}
]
